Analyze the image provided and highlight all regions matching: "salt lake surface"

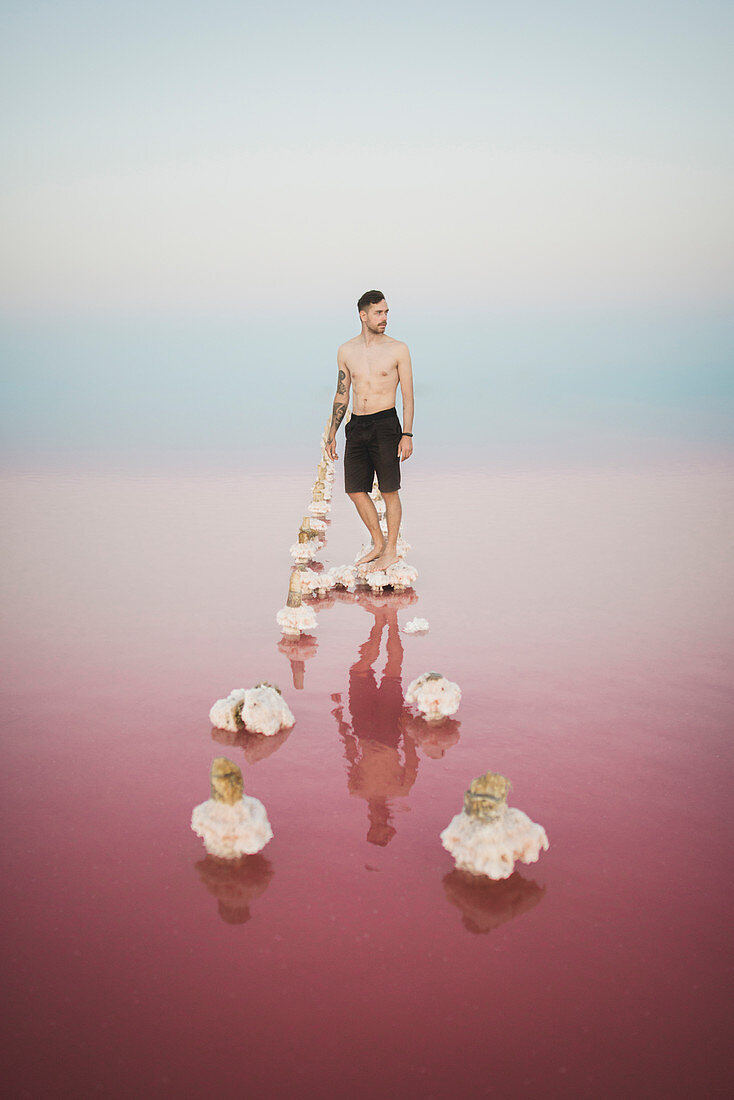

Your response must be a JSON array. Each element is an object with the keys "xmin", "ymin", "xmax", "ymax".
[{"xmin": 2, "ymin": 458, "xmax": 732, "ymax": 1097}]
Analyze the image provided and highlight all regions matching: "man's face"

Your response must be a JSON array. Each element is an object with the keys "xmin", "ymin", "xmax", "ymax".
[{"xmin": 362, "ymin": 300, "xmax": 388, "ymax": 334}]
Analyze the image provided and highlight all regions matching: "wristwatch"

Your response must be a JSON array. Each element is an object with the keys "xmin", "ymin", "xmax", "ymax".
[{"xmin": 402, "ymin": 432, "xmax": 413, "ymax": 437}]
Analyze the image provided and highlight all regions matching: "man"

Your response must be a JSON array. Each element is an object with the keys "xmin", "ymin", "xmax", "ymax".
[{"xmin": 325, "ymin": 290, "xmax": 414, "ymax": 572}]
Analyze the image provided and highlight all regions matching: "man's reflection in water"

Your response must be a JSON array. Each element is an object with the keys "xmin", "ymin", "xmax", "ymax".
[
  {"xmin": 333, "ymin": 594, "xmax": 419, "ymax": 846},
  {"xmin": 195, "ymin": 854, "xmax": 274, "ymax": 924},
  {"xmin": 442, "ymin": 869, "xmax": 546, "ymax": 934}
]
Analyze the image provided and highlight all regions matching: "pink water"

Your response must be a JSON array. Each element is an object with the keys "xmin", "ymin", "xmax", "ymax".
[{"xmin": 2, "ymin": 462, "xmax": 733, "ymax": 1098}]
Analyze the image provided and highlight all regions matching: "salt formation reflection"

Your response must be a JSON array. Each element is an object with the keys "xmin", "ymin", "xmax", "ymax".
[
  {"xmin": 332, "ymin": 592, "xmax": 461, "ymax": 845},
  {"xmin": 442, "ymin": 869, "xmax": 546, "ymax": 934},
  {"xmin": 401, "ymin": 712, "xmax": 461, "ymax": 759},
  {"xmin": 195, "ymin": 854, "xmax": 275, "ymax": 925},
  {"xmin": 278, "ymin": 633, "xmax": 318, "ymax": 690},
  {"xmin": 212, "ymin": 723, "xmax": 292, "ymax": 765}
]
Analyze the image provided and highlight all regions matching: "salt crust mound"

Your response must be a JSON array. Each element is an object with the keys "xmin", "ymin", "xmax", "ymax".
[
  {"xmin": 327, "ymin": 564, "xmax": 359, "ymax": 589},
  {"xmin": 191, "ymin": 796, "xmax": 273, "ymax": 859},
  {"xmin": 406, "ymin": 672, "xmax": 461, "ymax": 719},
  {"xmin": 276, "ymin": 603, "xmax": 318, "ymax": 635},
  {"xmin": 289, "ymin": 537, "xmax": 323, "ymax": 562},
  {"xmin": 298, "ymin": 568, "xmax": 337, "ymax": 597},
  {"xmin": 240, "ymin": 685, "xmax": 295, "ymax": 737},
  {"xmin": 364, "ymin": 561, "xmax": 418, "ymax": 591},
  {"xmin": 209, "ymin": 689, "xmax": 247, "ymax": 733},
  {"xmin": 403, "ymin": 617, "xmax": 429, "ymax": 634},
  {"xmin": 440, "ymin": 807, "xmax": 549, "ymax": 880},
  {"xmin": 210, "ymin": 686, "xmax": 295, "ymax": 737}
]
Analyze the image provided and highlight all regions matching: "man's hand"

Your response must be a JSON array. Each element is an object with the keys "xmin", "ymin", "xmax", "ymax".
[
  {"xmin": 326, "ymin": 435, "xmax": 338, "ymax": 460},
  {"xmin": 398, "ymin": 435, "xmax": 413, "ymax": 462}
]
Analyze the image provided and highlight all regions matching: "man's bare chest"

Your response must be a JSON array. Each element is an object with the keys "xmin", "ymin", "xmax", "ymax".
[{"xmin": 347, "ymin": 348, "xmax": 399, "ymax": 385}]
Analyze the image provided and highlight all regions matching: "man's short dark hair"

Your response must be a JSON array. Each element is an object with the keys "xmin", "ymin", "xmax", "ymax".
[{"xmin": 357, "ymin": 289, "xmax": 385, "ymax": 313}]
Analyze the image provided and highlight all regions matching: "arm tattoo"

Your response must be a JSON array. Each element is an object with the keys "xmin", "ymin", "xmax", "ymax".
[
  {"xmin": 330, "ymin": 401, "xmax": 347, "ymax": 433},
  {"xmin": 336, "ymin": 369, "xmax": 347, "ymax": 395}
]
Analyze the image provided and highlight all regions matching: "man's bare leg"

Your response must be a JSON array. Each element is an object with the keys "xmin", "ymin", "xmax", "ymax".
[
  {"xmin": 367, "ymin": 491, "xmax": 401, "ymax": 571},
  {"xmin": 348, "ymin": 492, "xmax": 385, "ymax": 565},
  {"xmin": 383, "ymin": 606, "xmax": 403, "ymax": 678}
]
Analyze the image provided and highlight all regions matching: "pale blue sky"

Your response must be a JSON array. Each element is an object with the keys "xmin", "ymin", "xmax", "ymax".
[
  {"xmin": 3, "ymin": 1, "xmax": 732, "ymax": 165},
  {"xmin": 1, "ymin": 1, "xmax": 732, "ymax": 466},
  {"xmin": 2, "ymin": 0, "xmax": 732, "ymax": 317}
]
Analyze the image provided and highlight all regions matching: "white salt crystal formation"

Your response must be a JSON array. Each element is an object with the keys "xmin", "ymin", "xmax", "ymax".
[
  {"xmin": 240, "ymin": 683, "xmax": 295, "ymax": 736},
  {"xmin": 403, "ymin": 618, "xmax": 429, "ymax": 634},
  {"xmin": 209, "ymin": 683, "xmax": 295, "ymax": 737},
  {"xmin": 298, "ymin": 567, "xmax": 337, "ymax": 598},
  {"xmin": 326, "ymin": 563, "xmax": 359, "ymax": 591},
  {"xmin": 310, "ymin": 454, "xmax": 334, "ymax": 517},
  {"xmin": 362, "ymin": 568, "xmax": 389, "ymax": 591},
  {"xmin": 277, "ymin": 570, "xmax": 318, "ymax": 636},
  {"xmin": 440, "ymin": 772, "xmax": 549, "ymax": 880},
  {"xmin": 299, "ymin": 516, "xmax": 325, "ymax": 540},
  {"xmin": 322, "ymin": 458, "xmax": 335, "ymax": 484},
  {"xmin": 370, "ymin": 486, "xmax": 386, "ymax": 519},
  {"xmin": 290, "ymin": 518, "xmax": 325, "ymax": 562},
  {"xmin": 363, "ymin": 560, "xmax": 418, "ymax": 594},
  {"xmin": 209, "ymin": 688, "xmax": 247, "ymax": 733},
  {"xmin": 406, "ymin": 671, "xmax": 461, "ymax": 720},
  {"xmin": 309, "ymin": 471, "xmax": 331, "ymax": 517},
  {"xmin": 395, "ymin": 533, "xmax": 412, "ymax": 557},
  {"xmin": 384, "ymin": 560, "xmax": 417, "ymax": 591},
  {"xmin": 316, "ymin": 461, "xmax": 333, "ymax": 495},
  {"xmin": 191, "ymin": 757, "xmax": 273, "ymax": 859},
  {"xmin": 289, "ymin": 536, "xmax": 323, "ymax": 563}
]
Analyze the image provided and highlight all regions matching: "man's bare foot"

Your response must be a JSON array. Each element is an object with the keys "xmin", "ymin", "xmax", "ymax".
[
  {"xmin": 356, "ymin": 543, "xmax": 384, "ymax": 567},
  {"xmin": 366, "ymin": 549, "xmax": 399, "ymax": 573}
]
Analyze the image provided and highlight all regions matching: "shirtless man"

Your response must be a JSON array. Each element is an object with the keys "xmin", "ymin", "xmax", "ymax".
[{"xmin": 325, "ymin": 290, "xmax": 414, "ymax": 572}]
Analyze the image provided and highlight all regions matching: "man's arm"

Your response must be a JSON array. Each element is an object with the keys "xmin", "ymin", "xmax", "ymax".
[
  {"xmin": 326, "ymin": 351, "xmax": 351, "ymax": 460},
  {"xmin": 397, "ymin": 343, "xmax": 414, "ymax": 462}
]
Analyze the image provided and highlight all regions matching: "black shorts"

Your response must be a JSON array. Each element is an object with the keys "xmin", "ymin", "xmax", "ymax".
[{"xmin": 344, "ymin": 407, "xmax": 402, "ymax": 494}]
